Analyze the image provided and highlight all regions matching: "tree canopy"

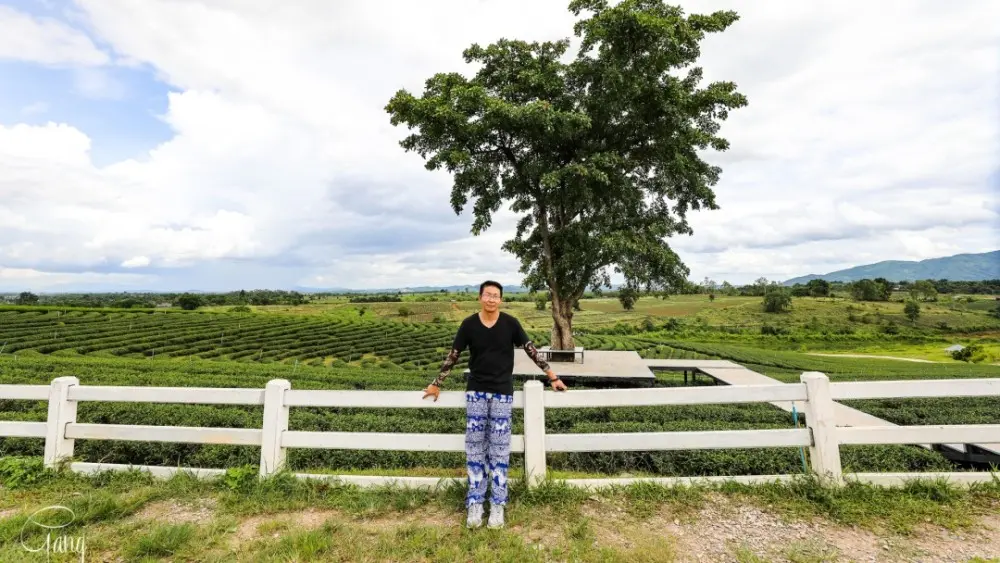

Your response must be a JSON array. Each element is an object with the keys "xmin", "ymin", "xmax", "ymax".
[{"xmin": 385, "ymin": 0, "xmax": 747, "ymax": 350}]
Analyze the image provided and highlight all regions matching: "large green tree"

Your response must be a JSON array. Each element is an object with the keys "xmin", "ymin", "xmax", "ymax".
[{"xmin": 385, "ymin": 0, "xmax": 747, "ymax": 354}]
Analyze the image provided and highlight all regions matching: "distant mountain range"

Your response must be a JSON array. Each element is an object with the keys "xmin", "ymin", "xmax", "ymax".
[{"xmin": 783, "ymin": 250, "xmax": 1000, "ymax": 285}]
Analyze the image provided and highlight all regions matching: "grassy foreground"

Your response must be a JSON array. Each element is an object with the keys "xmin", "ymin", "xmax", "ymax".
[{"xmin": 2, "ymin": 459, "xmax": 1000, "ymax": 562}]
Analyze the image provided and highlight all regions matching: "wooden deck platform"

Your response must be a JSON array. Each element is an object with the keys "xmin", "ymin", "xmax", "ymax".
[
  {"xmin": 463, "ymin": 350, "xmax": 657, "ymax": 380},
  {"xmin": 645, "ymin": 360, "xmax": 997, "ymax": 457},
  {"xmin": 514, "ymin": 350, "xmax": 655, "ymax": 379}
]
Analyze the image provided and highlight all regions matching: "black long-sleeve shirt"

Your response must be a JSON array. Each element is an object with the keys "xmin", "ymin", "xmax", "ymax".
[{"xmin": 431, "ymin": 312, "xmax": 551, "ymax": 395}]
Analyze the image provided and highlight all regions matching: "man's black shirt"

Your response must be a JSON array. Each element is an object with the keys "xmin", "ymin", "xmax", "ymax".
[{"xmin": 453, "ymin": 312, "xmax": 530, "ymax": 395}]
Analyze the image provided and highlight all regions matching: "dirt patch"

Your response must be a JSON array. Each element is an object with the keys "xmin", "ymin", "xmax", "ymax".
[
  {"xmin": 230, "ymin": 505, "xmax": 458, "ymax": 548},
  {"xmin": 639, "ymin": 494, "xmax": 1000, "ymax": 562},
  {"xmin": 0, "ymin": 508, "xmax": 17, "ymax": 520},
  {"xmin": 359, "ymin": 506, "xmax": 456, "ymax": 531},
  {"xmin": 580, "ymin": 501, "xmax": 643, "ymax": 550},
  {"xmin": 904, "ymin": 513, "xmax": 1000, "ymax": 562},
  {"xmin": 134, "ymin": 498, "xmax": 217, "ymax": 526},
  {"xmin": 646, "ymin": 494, "xmax": 867, "ymax": 562},
  {"xmin": 232, "ymin": 508, "xmax": 342, "ymax": 545},
  {"xmin": 505, "ymin": 506, "xmax": 568, "ymax": 549}
]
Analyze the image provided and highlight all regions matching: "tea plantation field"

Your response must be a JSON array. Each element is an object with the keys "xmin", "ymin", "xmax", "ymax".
[
  {"xmin": 1, "ymin": 306, "xmax": 998, "ymax": 479},
  {"xmin": 0, "ymin": 308, "xmax": 715, "ymax": 371}
]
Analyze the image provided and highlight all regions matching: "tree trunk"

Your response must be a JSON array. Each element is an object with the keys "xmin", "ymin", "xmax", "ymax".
[{"xmin": 549, "ymin": 293, "xmax": 576, "ymax": 363}]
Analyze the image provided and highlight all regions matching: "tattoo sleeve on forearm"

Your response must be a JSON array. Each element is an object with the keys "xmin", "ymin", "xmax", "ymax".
[
  {"xmin": 522, "ymin": 341, "xmax": 551, "ymax": 371},
  {"xmin": 431, "ymin": 348, "xmax": 461, "ymax": 387}
]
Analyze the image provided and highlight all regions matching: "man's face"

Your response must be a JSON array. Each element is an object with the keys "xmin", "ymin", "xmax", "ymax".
[{"xmin": 480, "ymin": 287, "xmax": 502, "ymax": 311}]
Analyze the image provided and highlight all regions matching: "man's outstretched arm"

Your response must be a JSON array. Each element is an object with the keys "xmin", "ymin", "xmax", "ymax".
[
  {"xmin": 430, "ymin": 348, "xmax": 461, "ymax": 388},
  {"xmin": 521, "ymin": 341, "xmax": 551, "ymax": 373},
  {"xmin": 522, "ymin": 341, "xmax": 567, "ymax": 390},
  {"xmin": 424, "ymin": 323, "xmax": 467, "ymax": 401}
]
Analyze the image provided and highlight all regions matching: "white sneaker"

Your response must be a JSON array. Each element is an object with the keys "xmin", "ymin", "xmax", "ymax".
[
  {"xmin": 466, "ymin": 503, "xmax": 483, "ymax": 528},
  {"xmin": 487, "ymin": 504, "xmax": 504, "ymax": 528}
]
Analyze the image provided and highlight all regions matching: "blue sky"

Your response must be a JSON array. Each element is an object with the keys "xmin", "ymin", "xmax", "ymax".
[
  {"xmin": 0, "ymin": 0, "xmax": 998, "ymax": 292},
  {"xmin": 0, "ymin": 0, "xmax": 174, "ymax": 165},
  {"xmin": 0, "ymin": 61, "xmax": 173, "ymax": 165}
]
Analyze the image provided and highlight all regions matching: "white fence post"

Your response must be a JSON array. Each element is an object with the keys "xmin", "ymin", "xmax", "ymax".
[
  {"xmin": 43, "ymin": 376, "xmax": 78, "ymax": 468},
  {"xmin": 801, "ymin": 372, "xmax": 843, "ymax": 485},
  {"xmin": 260, "ymin": 379, "xmax": 291, "ymax": 477},
  {"xmin": 523, "ymin": 380, "xmax": 546, "ymax": 487}
]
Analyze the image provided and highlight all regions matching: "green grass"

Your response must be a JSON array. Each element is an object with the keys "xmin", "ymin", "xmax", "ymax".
[{"xmin": 1, "ymin": 462, "xmax": 998, "ymax": 561}]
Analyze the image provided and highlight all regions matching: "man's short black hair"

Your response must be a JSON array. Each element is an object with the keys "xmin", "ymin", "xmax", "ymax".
[{"xmin": 479, "ymin": 280, "xmax": 503, "ymax": 297}]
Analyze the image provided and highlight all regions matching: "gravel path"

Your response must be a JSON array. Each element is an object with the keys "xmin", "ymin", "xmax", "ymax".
[{"xmin": 806, "ymin": 352, "xmax": 939, "ymax": 363}]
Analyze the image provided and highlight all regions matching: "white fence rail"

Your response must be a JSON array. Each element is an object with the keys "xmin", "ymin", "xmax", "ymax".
[{"xmin": 1, "ymin": 372, "xmax": 999, "ymax": 488}]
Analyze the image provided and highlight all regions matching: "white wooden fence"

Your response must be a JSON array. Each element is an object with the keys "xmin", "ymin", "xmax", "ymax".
[{"xmin": 1, "ymin": 372, "xmax": 999, "ymax": 489}]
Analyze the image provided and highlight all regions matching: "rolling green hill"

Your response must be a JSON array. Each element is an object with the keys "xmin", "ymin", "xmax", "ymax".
[{"xmin": 783, "ymin": 250, "xmax": 1000, "ymax": 285}]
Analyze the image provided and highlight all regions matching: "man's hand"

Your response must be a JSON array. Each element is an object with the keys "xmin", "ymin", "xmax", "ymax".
[
  {"xmin": 422, "ymin": 384, "xmax": 440, "ymax": 402},
  {"xmin": 546, "ymin": 370, "xmax": 567, "ymax": 392}
]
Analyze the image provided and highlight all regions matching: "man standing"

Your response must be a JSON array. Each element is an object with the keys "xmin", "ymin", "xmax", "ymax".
[{"xmin": 423, "ymin": 280, "xmax": 567, "ymax": 529}]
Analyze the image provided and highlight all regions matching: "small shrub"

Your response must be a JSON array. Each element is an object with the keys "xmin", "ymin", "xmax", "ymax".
[
  {"xmin": 0, "ymin": 456, "xmax": 51, "ymax": 488},
  {"xmin": 762, "ymin": 287, "xmax": 792, "ymax": 313},
  {"xmin": 951, "ymin": 344, "xmax": 986, "ymax": 363},
  {"xmin": 222, "ymin": 465, "xmax": 258, "ymax": 493}
]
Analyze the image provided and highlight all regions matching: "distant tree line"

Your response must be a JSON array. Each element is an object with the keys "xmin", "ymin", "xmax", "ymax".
[
  {"xmin": 3, "ymin": 279, "xmax": 996, "ymax": 312},
  {"xmin": 348, "ymin": 294, "xmax": 404, "ymax": 303},
  {"xmin": 0, "ymin": 289, "xmax": 309, "ymax": 310}
]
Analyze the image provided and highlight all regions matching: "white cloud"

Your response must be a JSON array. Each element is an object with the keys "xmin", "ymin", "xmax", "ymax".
[
  {"xmin": 0, "ymin": 5, "xmax": 108, "ymax": 66},
  {"xmin": 0, "ymin": 122, "xmax": 92, "ymax": 165},
  {"xmin": 120, "ymin": 256, "xmax": 150, "ymax": 268},
  {"xmin": 0, "ymin": 0, "xmax": 997, "ymax": 290},
  {"xmin": 300, "ymin": 225, "xmax": 524, "ymax": 289},
  {"xmin": 0, "ymin": 266, "xmax": 153, "ymax": 292}
]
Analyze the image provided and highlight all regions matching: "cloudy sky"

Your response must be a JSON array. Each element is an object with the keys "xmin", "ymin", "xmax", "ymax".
[{"xmin": 1, "ymin": 0, "xmax": 998, "ymax": 292}]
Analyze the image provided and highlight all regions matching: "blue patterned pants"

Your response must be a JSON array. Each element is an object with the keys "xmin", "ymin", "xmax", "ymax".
[{"xmin": 465, "ymin": 391, "xmax": 513, "ymax": 507}]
